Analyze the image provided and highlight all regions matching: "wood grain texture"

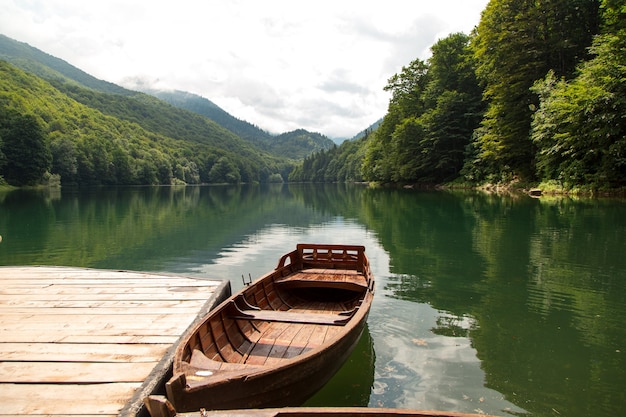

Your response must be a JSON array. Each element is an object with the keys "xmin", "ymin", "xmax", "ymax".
[{"xmin": 0, "ymin": 266, "xmax": 228, "ymax": 417}]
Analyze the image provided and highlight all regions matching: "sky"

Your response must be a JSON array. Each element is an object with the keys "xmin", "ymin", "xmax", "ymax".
[{"xmin": 0, "ymin": 0, "xmax": 489, "ymax": 139}]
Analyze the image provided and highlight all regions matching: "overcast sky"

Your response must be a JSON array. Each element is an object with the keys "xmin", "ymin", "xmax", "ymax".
[{"xmin": 1, "ymin": 0, "xmax": 488, "ymax": 139}]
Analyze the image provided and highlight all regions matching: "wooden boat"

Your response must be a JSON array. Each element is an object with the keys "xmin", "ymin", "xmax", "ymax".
[
  {"xmin": 144, "ymin": 396, "xmax": 496, "ymax": 417},
  {"xmin": 163, "ymin": 244, "xmax": 375, "ymax": 412}
]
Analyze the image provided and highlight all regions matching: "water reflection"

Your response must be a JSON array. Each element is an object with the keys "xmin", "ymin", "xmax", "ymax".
[
  {"xmin": 1, "ymin": 186, "xmax": 625, "ymax": 417},
  {"xmin": 368, "ymin": 294, "xmax": 525, "ymax": 415},
  {"xmin": 304, "ymin": 326, "xmax": 375, "ymax": 407}
]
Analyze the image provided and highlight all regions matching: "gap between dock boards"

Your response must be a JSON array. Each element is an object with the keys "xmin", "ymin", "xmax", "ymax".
[{"xmin": 0, "ymin": 266, "xmax": 231, "ymax": 417}]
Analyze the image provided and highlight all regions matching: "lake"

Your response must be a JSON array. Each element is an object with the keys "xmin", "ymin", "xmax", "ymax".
[{"xmin": 0, "ymin": 184, "xmax": 624, "ymax": 417}]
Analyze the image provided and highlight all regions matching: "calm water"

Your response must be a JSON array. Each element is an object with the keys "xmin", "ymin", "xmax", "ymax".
[{"xmin": 0, "ymin": 184, "xmax": 624, "ymax": 417}]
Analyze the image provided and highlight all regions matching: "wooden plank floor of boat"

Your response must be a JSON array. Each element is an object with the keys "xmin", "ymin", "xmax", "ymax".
[{"xmin": 0, "ymin": 266, "xmax": 229, "ymax": 417}]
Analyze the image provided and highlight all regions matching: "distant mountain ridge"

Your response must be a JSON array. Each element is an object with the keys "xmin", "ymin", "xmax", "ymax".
[
  {"xmin": 0, "ymin": 34, "xmax": 130, "ymax": 95},
  {"xmin": 146, "ymin": 89, "xmax": 336, "ymax": 159},
  {"xmin": 0, "ymin": 33, "xmax": 335, "ymax": 160}
]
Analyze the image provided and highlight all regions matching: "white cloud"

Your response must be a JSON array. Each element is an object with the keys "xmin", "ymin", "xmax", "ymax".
[{"xmin": 0, "ymin": 0, "xmax": 488, "ymax": 138}]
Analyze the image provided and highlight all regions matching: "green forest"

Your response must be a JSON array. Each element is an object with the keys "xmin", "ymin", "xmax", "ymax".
[
  {"xmin": 290, "ymin": 0, "xmax": 626, "ymax": 192},
  {"xmin": 1, "ymin": 0, "xmax": 624, "ymax": 191},
  {"xmin": 0, "ymin": 34, "xmax": 336, "ymax": 187},
  {"xmin": 0, "ymin": 60, "xmax": 295, "ymax": 186}
]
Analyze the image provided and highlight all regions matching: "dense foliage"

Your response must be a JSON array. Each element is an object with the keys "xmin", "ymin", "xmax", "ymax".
[
  {"xmin": 2, "ymin": 0, "xmax": 624, "ymax": 190},
  {"xmin": 289, "ymin": 135, "xmax": 368, "ymax": 182},
  {"xmin": 296, "ymin": 0, "xmax": 623, "ymax": 191},
  {"xmin": 0, "ymin": 109, "xmax": 51, "ymax": 186},
  {"xmin": 530, "ymin": 0, "xmax": 626, "ymax": 188},
  {"xmin": 0, "ymin": 34, "xmax": 330, "ymax": 187},
  {"xmin": 0, "ymin": 61, "xmax": 292, "ymax": 186},
  {"xmin": 470, "ymin": 0, "xmax": 601, "ymax": 180}
]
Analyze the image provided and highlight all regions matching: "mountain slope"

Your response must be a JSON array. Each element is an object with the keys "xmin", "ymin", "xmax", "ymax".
[
  {"xmin": 0, "ymin": 35, "xmax": 261, "ymax": 154},
  {"xmin": 271, "ymin": 129, "xmax": 336, "ymax": 159},
  {"xmin": 0, "ymin": 34, "xmax": 130, "ymax": 95},
  {"xmin": 146, "ymin": 89, "xmax": 274, "ymax": 144},
  {"xmin": 0, "ymin": 60, "xmax": 292, "ymax": 185},
  {"xmin": 147, "ymin": 89, "xmax": 336, "ymax": 159},
  {"xmin": 1, "ymin": 34, "xmax": 335, "ymax": 160}
]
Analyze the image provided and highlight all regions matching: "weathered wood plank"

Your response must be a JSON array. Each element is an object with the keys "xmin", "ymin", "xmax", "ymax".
[
  {"xmin": 0, "ymin": 382, "xmax": 139, "ymax": 415},
  {"xmin": 0, "ymin": 361, "xmax": 156, "ymax": 383},
  {"xmin": 0, "ymin": 342, "xmax": 167, "ymax": 362},
  {"xmin": 1, "ymin": 415, "xmax": 109, "ymax": 417},
  {"xmin": 0, "ymin": 318, "xmax": 193, "ymax": 332},
  {"xmin": 0, "ymin": 291, "xmax": 211, "ymax": 303},
  {"xmin": 274, "ymin": 269, "xmax": 368, "ymax": 291},
  {"xmin": 0, "ymin": 307, "xmax": 203, "ymax": 315},
  {"xmin": 0, "ymin": 331, "xmax": 180, "ymax": 344},
  {"xmin": 0, "ymin": 276, "xmax": 220, "ymax": 284},
  {"xmin": 0, "ymin": 266, "xmax": 219, "ymax": 280},
  {"xmin": 0, "ymin": 266, "xmax": 230, "ymax": 417},
  {"xmin": 0, "ymin": 286, "xmax": 215, "ymax": 295},
  {"xmin": 0, "ymin": 280, "xmax": 216, "ymax": 292},
  {"xmin": 263, "ymin": 323, "xmax": 306, "ymax": 366},
  {"xmin": 0, "ymin": 312, "xmax": 194, "ymax": 325},
  {"xmin": 0, "ymin": 299, "xmax": 205, "ymax": 309}
]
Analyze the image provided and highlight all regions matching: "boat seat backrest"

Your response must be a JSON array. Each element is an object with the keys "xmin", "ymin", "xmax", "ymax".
[{"xmin": 297, "ymin": 244, "xmax": 366, "ymax": 272}]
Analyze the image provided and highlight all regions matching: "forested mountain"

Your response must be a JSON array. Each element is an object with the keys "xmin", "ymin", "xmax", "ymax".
[
  {"xmin": 146, "ymin": 89, "xmax": 274, "ymax": 144},
  {"xmin": 350, "ymin": 119, "xmax": 382, "ymax": 141},
  {"xmin": 270, "ymin": 129, "xmax": 335, "ymax": 160},
  {"xmin": 287, "ymin": 119, "xmax": 382, "ymax": 183},
  {"xmin": 0, "ymin": 34, "xmax": 332, "ymax": 171},
  {"xmin": 0, "ymin": 60, "xmax": 292, "ymax": 186},
  {"xmin": 147, "ymin": 89, "xmax": 335, "ymax": 159},
  {"xmin": 0, "ymin": 34, "xmax": 130, "ymax": 95},
  {"xmin": 295, "ymin": 0, "xmax": 625, "ymax": 191},
  {"xmin": 3, "ymin": 0, "xmax": 625, "ymax": 191}
]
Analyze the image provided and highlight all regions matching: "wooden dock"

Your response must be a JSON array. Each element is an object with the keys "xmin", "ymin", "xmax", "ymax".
[{"xmin": 0, "ymin": 266, "xmax": 230, "ymax": 417}]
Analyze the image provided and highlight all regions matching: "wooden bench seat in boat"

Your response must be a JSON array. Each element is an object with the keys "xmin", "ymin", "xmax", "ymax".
[
  {"xmin": 225, "ymin": 300, "xmax": 355, "ymax": 326},
  {"xmin": 274, "ymin": 268, "xmax": 369, "ymax": 292}
]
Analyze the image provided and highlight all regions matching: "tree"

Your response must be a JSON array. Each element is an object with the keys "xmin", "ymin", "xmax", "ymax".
[
  {"xmin": 422, "ymin": 90, "xmax": 483, "ymax": 182},
  {"xmin": 362, "ymin": 108, "xmax": 402, "ymax": 182},
  {"xmin": 50, "ymin": 137, "xmax": 78, "ymax": 185},
  {"xmin": 531, "ymin": 0, "xmax": 626, "ymax": 188},
  {"xmin": 421, "ymin": 34, "xmax": 484, "ymax": 182},
  {"xmin": 111, "ymin": 146, "xmax": 134, "ymax": 185},
  {"xmin": 471, "ymin": 0, "xmax": 601, "ymax": 180},
  {"xmin": 384, "ymin": 58, "xmax": 430, "ymax": 116},
  {"xmin": 363, "ymin": 33, "xmax": 483, "ymax": 184},
  {"xmin": 0, "ymin": 111, "xmax": 51, "ymax": 186},
  {"xmin": 0, "ymin": 134, "xmax": 6, "ymax": 175},
  {"xmin": 362, "ymin": 59, "xmax": 430, "ymax": 183},
  {"xmin": 389, "ymin": 116, "xmax": 426, "ymax": 182},
  {"xmin": 208, "ymin": 156, "xmax": 241, "ymax": 184}
]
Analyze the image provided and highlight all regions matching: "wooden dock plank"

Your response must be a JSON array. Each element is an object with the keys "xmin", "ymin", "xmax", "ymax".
[
  {"xmin": 0, "ymin": 313, "xmax": 196, "ymax": 328},
  {"xmin": 0, "ymin": 382, "xmax": 139, "ymax": 415},
  {"xmin": 0, "ymin": 306, "xmax": 204, "ymax": 315},
  {"xmin": 0, "ymin": 331, "xmax": 181, "ymax": 344},
  {"xmin": 0, "ymin": 266, "xmax": 230, "ymax": 417},
  {"xmin": 0, "ymin": 299, "xmax": 207, "ymax": 309},
  {"xmin": 0, "ymin": 342, "xmax": 167, "ymax": 362},
  {"xmin": 0, "ymin": 292, "xmax": 211, "ymax": 301},
  {"xmin": 0, "ymin": 286, "xmax": 216, "ymax": 295},
  {"xmin": 0, "ymin": 361, "xmax": 156, "ymax": 383}
]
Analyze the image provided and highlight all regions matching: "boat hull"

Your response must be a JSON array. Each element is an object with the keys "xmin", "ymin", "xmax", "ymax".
[
  {"xmin": 164, "ymin": 244, "xmax": 374, "ymax": 412},
  {"xmin": 168, "ymin": 307, "xmax": 368, "ymax": 410}
]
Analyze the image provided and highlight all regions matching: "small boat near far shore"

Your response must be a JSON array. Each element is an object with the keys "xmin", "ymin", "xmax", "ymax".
[
  {"xmin": 144, "ymin": 396, "xmax": 498, "ymax": 417},
  {"xmin": 161, "ymin": 244, "xmax": 375, "ymax": 412}
]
